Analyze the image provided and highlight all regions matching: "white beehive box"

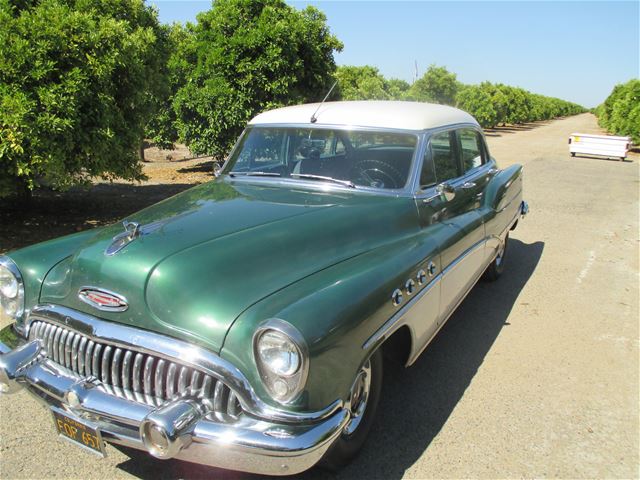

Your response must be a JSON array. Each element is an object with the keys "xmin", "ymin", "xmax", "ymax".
[{"xmin": 568, "ymin": 133, "xmax": 632, "ymax": 160}]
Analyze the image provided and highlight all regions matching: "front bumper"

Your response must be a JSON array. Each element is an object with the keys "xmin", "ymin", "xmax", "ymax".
[{"xmin": 0, "ymin": 324, "xmax": 348, "ymax": 475}]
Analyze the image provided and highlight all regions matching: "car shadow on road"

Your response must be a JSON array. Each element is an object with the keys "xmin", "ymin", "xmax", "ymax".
[{"xmin": 114, "ymin": 238, "xmax": 544, "ymax": 480}]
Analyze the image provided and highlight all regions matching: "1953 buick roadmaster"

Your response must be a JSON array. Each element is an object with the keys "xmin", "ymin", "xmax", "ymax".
[{"xmin": 0, "ymin": 101, "xmax": 528, "ymax": 475}]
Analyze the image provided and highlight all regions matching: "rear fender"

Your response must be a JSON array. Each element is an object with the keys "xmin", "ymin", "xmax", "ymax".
[{"xmin": 482, "ymin": 164, "xmax": 524, "ymax": 251}]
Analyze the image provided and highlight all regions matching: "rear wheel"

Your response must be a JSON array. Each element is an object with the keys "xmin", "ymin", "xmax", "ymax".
[
  {"xmin": 320, "ymin": 348, "xmax": 383, "ymax": 471},
  {"xmin": 483, "ymin": 233, "xmax": 509, "ymax": 281}
]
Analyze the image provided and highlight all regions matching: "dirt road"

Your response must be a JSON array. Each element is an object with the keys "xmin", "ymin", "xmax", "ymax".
[{"xmin": 1, "ymin": 114, "xmax": 638, "ymax": 479}]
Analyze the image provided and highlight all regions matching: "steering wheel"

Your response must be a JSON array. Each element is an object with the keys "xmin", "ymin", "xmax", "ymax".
[{"xmin": 350, "ymin": 159, "xmax": 404, "ymax": 189}]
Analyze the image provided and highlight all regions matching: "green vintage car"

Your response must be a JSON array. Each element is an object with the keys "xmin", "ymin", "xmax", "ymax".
[{"xmin": 0, "ymin": 101, "xmax": 527, "ymax": 475}]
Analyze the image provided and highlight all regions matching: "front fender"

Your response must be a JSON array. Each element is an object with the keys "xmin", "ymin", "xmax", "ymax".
[
  {"xmin": 4, "ymin": 229, "xmax": 103, "ymax": 320},
  {"xmin": 221, "ymin": 229, "xmax": 441, "ymax": 413}
]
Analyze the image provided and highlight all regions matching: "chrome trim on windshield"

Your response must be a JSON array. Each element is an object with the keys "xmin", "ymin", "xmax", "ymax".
[{"xmin": 24, "ymin": 305, "xmax": 341, "ymax": 424}]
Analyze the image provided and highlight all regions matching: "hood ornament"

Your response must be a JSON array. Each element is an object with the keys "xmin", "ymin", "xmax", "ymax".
[
  {"xmin": 104, "ymin": 212, "xmax": 194, "ymax": 256},
  {"xmin": 78, "ymin": 287, "xmax": 128, "ymax": 312},
  {"xmin": 105, "ymin": 221, "xmax": 143, "ymax": 256}
]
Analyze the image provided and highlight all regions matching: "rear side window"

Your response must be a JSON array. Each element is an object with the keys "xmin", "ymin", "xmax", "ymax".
[
  {"xmin": 428, "ymin": 131, "xmax": 459, "ymax": 183},
  {"xmin": 459, "ymin": 129, "xmax": 485, "ymax": 172}
]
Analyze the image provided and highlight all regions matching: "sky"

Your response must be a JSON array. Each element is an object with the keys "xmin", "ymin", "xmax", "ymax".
[{"xmin": 147, "ymin": 1, "xmax": 640, "ymax": 108}]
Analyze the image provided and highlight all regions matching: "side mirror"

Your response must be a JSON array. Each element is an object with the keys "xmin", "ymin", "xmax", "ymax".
[
  {"xmin": 437, "ymin": 182, "xmax": 456, "ymax": 201},
  {"xmin": 213, "ymin": 163, "xmax": 222, "ymax": 177}
]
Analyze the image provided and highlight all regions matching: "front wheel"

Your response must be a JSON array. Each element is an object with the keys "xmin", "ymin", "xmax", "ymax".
[
  {"xmin": 483, "ymin": 233, "xmax": 509, "ymax": 281},
  {"xmin": 320, "ymin": 348, "xmax": 383, "ymax": 470}
]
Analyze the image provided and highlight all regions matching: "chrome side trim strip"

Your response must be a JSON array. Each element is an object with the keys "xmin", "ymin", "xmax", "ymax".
[
  {"xmin": 362, "ymin": 239, "xmax": 486, "ymax": 354},
  {"xmin": 363, "ymin": 273, "xmax": 442, "ymax": 351},
  {"xmin": 25, "ymin": 305, "xmax": 340, "ymax": 424},
  {"xmin": 441, "ymin": 238, "xmax": 486, "ymax": 277},
  {"xmin": 407, "ymin": 264, "xmax": 485, "ymax": 366}
]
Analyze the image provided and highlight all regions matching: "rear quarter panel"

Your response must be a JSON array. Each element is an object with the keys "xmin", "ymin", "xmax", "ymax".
[{"xmin": 481, "ymin": 164, "xmax": 524, "ymax": 253}]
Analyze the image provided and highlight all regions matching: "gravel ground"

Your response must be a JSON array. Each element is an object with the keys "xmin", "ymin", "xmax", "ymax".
[{"xmin": 0, "ymin": 113, "xmax": 638, "ymax": 479}]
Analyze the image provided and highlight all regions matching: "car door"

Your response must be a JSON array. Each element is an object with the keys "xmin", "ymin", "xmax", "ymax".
[
  {"xmin": 454, "ymin": 128, "xmax": 494, "ymax": 216},
  {"xmin": 416, "ymin": 128, "xmax": 485, "ymax": 322}
]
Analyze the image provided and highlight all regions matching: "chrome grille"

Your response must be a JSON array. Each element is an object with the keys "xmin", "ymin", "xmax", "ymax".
[{"xmin": 29, "ymin": 320, "xmax": 242, "ymax": 420}]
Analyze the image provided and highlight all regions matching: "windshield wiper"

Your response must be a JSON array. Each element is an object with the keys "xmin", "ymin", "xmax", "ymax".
[
  {"xmin": 290, "ymin": 173, "xmax": 356, "ymax": 189},
  {"xmin": 229, "ymin": 171, "xmax": 281, "ymax": 177}
]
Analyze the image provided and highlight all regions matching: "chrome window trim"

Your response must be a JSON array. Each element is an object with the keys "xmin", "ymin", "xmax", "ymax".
[
  {"xmin": 411, "ymin": 123, "xmax": 488, "ymax": 194},
  {"xmin": 456, "ymin": 127, "xmax": 489, "ymax": 175},
  {"xmin": 24, "ymin": 304, "xmax": 341, "ymax": 424}
]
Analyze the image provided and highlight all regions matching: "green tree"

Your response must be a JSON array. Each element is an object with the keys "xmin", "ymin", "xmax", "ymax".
[
  {"xmin": 144, "ymin": 22, "xmax": 193, "ymax": 149},
  {"xmin": 407, "ymin": 65, "xmax": 458, "ymax": 105},
  {"xmin": 334, "ymin": 66, "xmax": 390, "ymax": 100},
  {"xmin": 386, "ymin": 78, "xmax": 410, "ymax": 100},
  {"xmin": 0, "ymin": 0, "xmax": 168, "ymax": 198},
  {"xmin": 597, "ymin": 79, "xmax": 639, "ymax": 143},
  {"xmin": 456, "ymin": 85, "xmax": 497, "ymax": 128},
  {"xmin": 171, "ymin": 0, "xmax": 343, "ymax": 157}
]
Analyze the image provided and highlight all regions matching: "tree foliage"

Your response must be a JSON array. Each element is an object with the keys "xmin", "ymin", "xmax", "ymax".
[
  {"xmin": 170, "ymin": 0, "xmax": 343, "ymax": 157},
  {"xmin": 456, "ymin": 82, "xmax": 585, "ymax": 128},
  {"xmin": 595, "ymin": 79, "xmax": 640, "ymax": 143},
  {"xmin": 334, "ymin": 66, "xmax": 410, "ymax": 101},
  {"xmin": 456, "ymin": 85, "xmax": 497, "ymax": 128},
  {"xmin": 0, "ymin": 0, "xmax": 169, "ymax": 197},
  {"xmin": 407, "ymin": 65, "xmax": 458, "ymax": 105},
  {"xmin": 334, "ymin": 66, "xmax": 390, "ymax": 100}
]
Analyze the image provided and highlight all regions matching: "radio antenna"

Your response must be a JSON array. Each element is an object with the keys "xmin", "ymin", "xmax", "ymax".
[{"xmin": 310, "ymin": 80, "xmax": 338, "ymax": 123}]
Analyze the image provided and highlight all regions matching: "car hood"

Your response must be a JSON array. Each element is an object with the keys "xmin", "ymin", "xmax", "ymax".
[{"xmin": 40, "ymin": 180, "xmax": 418, "ymax": 352}]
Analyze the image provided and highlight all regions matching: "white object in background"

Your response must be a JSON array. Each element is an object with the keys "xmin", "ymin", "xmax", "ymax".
[{"xmin": 568, "ymin": 133, "xmax": 632, "ymax": 160}]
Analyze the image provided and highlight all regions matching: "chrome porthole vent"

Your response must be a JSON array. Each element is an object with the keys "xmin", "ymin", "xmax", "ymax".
[
  {"xmin": 427, "ymin": 261, "xmax": 436, "ymax": 276},
  {"xmin": 405, "ymin": 279, "xmax": 415, "ymax": 295},
  {"xmin": 391, "ymin": 289, "xmax": 403, "ymax": 306}
]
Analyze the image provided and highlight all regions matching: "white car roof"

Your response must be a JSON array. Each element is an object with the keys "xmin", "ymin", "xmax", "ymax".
[{"xmin": 249, "ymin": 101, "xmax": 479, "ymax": 131}]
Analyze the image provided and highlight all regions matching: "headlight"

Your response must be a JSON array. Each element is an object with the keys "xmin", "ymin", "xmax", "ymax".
[
  {"xmin": 253, "ymin": 319, "xmax": 308, "ymax": 403},
  {"xmin": 0, "ymin": 257, "xmax": 25, "ymax": 325}
]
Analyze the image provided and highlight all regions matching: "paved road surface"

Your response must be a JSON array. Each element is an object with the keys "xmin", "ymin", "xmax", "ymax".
[{"xmin": 1, "ymin": 113, "xmax": 638, "ymax": 479}]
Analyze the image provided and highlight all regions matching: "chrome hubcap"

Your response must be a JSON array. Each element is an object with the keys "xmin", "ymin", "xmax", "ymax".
[{"xmin": 343, "ymin": 360, "xmax": 371, "ymax": 436}]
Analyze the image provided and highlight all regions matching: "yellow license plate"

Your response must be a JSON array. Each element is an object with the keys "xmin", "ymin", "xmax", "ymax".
[{"xmin": 52, "ymin": 409, "xmax": 106, "ymax": 456}]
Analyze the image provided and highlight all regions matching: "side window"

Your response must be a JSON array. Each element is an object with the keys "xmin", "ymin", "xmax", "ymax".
[
  {"xmin": 429, "ymin": 131, "xmax": 459, "ymax": 183},
  {"xmin": 459, "ymin": 129, "xmax": 485, "ymax": 173},
  {"xmin": 420, "ymin": 149, "xmax": 437, "ymax": 187}
]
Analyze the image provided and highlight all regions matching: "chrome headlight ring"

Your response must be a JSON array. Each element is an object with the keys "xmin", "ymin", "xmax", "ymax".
[
  {"xmin": 253, "ymin": 319, "xmax": 309, "ymax": 404},
  {"xmin": 0, "ymin": 256, "xmax": 25, "ymax": 328}
]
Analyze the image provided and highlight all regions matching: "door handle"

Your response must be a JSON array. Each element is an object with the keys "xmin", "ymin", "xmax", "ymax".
[{"xmin": 461, "ymin": 182, "xmax": 476, "ymax": 189}]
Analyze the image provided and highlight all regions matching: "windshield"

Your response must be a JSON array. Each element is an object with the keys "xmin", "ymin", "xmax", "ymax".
[{"xmin": 223, "ymin": 127, "xmax": 418, "ymax": 190}]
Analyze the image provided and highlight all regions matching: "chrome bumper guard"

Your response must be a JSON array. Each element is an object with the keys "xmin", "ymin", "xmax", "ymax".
[{"xmin": 0, "ymin": 326, "xmax": 348, "ymax": 475}]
